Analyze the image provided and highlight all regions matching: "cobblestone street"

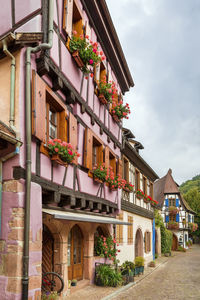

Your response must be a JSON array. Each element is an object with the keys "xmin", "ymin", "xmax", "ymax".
[{"xmin": 113, "ymin": 245, "xmax": 200, "ymax": 300}]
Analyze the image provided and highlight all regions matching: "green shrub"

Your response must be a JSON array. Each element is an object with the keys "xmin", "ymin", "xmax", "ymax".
[
  {"xmin": 178, "ymin": 246, "xmax": 186, "ymax": 252},
  {"xmin": 96, "ymin": 264, "xmax": 122, "ymax": 287},
  {"xmin": 161, "ymin": 224, "xmax": 173, "ymax": 254},
  {"xmin": 155, "ymin": 253, "xmax": 158, "ymax": 259},
  {"xmin": 134, "ymin": 256, "xmax": 145, "ymax": 267}
]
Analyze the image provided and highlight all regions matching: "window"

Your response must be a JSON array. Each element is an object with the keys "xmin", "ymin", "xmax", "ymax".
[
  {"xmin": 143, "ymin": 176, "xmax": 147, "ymax": 195},
  {"xmin": 63, "ymin": 0, "xmax": 83, "ymax": 38},
  {"xmin": 92, "ymin": 136, "xmax": 103, "ymax": 168},
  {"xmin": 150, "ymin": 182, "xmax": 153, "ymax": 199},
  {"xmin": 84, "ymin": 128, "xmax": 103, "ymax": 171},
  {"xmin": 169, "ymin": 198, "xmax": 175, "ymax": 206},
  {"xmin": 104, "ymin": 146, "xmax": 117, "ymax": 176},
  {"xmin": 94, "ymin": 61, "xmax": 107, "ymax": 85},
  {"xmin": 135, "ymin": 169, "xmax": 140, "ymax": 191},
  {"xmin": 169, "ymin": 214, "xmax": 176, "ymax": 222},
  {"xmin": 127, "ymin": 216, "xmax": 133, "ymax": 244},
  {"xmin": 123, "ymin": 156, "xmax": 129, "ymax": 182},
  {"xmin": 116, "ymin": 212, "xmax": 123, "ymax": 244},
  {"xmin": 32, "ymin": 71, "xmax": 77, "ymax": 157},
  {"xmin": 145, "ymin": 231, "xmax": 151, "ymax": 253}
]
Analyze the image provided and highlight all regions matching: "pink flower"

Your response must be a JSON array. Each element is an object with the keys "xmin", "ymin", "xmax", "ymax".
[
  {"xmin": 105, "ymin": 251, "xmax": 107, "ymax": 254},
  {"xmin": 117, "ymin": 244, "xmax": 119, "ymax": 246},
  {"xmin": 54, "ymin": 148, "xmax": 59, "ymax": 153},
  {"xmin": 68, "ymin": 150, "xmax": 73, "ymax": 155},
  {"xmin": 85, "ymin": 35, "xmax": 89, "ymax": 39},
  {"xmin": 108, "ymin": 89, "xmax": 112, "ymax": 93},
  {"xmin": 90, "ymin": 73, "xmax": 94, "ymax": 78},
  {"xmin": 62, "ymin": 141, "xmax": 67, "ymax": 146},
  {"xmin": 73, "ymin": 30, "xmax": 77, "ymax": 35},
  {"xmin": 93, "ymin": 48, "xmax": 97, "ymax": 53},
  {"xmin": 101, "ymin": 56, "xmax": 106, "ymax": 61},
  {"xmin": 100, "ymin": 51, "xmax": 103, "ymax": 55},
  {"xmin": 85, "ymin": 76, "xmax": 88, "ymax": 80},
  {"xmin": 118, "ymin": 249, "xmax": 120, "ymax": 252},
  {"xmin": 89, "ymin": 59, "xmax": 94, "ymax": 65}
]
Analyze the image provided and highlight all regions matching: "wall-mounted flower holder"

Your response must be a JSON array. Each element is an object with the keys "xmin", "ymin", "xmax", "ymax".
[{"xmin": 72, "ymin": 50, "xmax": 85, "ymax": 69}]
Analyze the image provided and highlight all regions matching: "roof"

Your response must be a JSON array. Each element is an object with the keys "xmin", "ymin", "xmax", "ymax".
[
  {"xmin": 82, "ymin": 0, "xmax": 134, "ymax": 93},
  {"xmin": 154, "ymin": 169, "xmax": 195, "ymax": 213}
]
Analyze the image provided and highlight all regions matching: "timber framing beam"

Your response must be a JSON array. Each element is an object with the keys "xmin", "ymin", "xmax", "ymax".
[{"xmin": 121, "ymin": 200, "xmax": 154, "ymax": 219}]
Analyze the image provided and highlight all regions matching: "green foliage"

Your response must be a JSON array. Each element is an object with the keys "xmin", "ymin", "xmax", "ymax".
[
  {"xmin": 178, "ymin": 246, "xmax": 186, "ymax": 252},
  {"xmin": 134, "ymin": 256, "xmax": 145, "ymax": 267},
  {"xmin": 96, "ymin": 264, "xmax": 122, "ymax": 287},
  {"xmin": 121, "ymin": 261, "xmax": 135, "ymax": 273},
  {"xmin": 180, "ymin": 175, "xmax": 200, "ymax": 240},
  {"xmin": 160, "ymin": 224, "xmax": 172, "ymax": 254},
  {"xmin": 98, "ymin": 80, "xmax": 113, "ymax": 103},
  {"xmin": 179, "ymin": 175, "xmax": 200, "ymax": 194},
  {"xmin": 41, "ymin": 292, "xmax": 58, "ymax": 300},
  {"xmin": 94, "ymin": 235, "xmax": 119, "ymax": 263},
  {"xmin": 93, "ymin": 163, "xmax": 107, "ymax": 182},
  {"xmin": 154, "ymin": 209, "xmax": 164, "ymax": 227}
]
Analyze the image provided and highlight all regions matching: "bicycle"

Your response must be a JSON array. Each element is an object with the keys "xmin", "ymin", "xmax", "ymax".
[{"xmin": 42, "ymin": 272, "xmax": 64, "ymax": 294}]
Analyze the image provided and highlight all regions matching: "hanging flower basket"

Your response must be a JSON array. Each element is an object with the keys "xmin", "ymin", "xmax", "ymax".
[
  {"xmin": 51, "ymin": 154, "xmax": 68, "ymax": 166},
  {"xmin": 98, "ymin": 94, "xmax": 108, "ymax": 105},
  {"xmin": 136, "ymin": 194, "xmax": 143, "ymax": 200},
  {"xmin": 72, "ymin": 50, "xmax": 85, "ymax": 69}
]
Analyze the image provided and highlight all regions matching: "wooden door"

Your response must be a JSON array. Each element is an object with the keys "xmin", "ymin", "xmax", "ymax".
[
  {"xmin": 42, "ymin": 225, "xmax": 54, "ymax": 273},
  {"xmin": 68, "ymin": 225, "xmax": 83, "ymax": 280},
  {"xmin": 172, "ymin": 234, "xmax": 178, "ymax": 250}
]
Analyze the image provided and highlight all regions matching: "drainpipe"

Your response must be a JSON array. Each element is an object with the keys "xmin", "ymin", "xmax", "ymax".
[
  {"xmin": 22, "ymin": 0, "xmax": 54, "ymax": 299},
  {"xmin": 2, "ymin": 39, "xmax": 16, "ymax": 131}
]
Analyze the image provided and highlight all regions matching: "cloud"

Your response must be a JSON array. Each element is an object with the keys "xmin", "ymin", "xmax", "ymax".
[{"xmin": 107, "ymin": 0, "xmax": 200, "ymax": 183}]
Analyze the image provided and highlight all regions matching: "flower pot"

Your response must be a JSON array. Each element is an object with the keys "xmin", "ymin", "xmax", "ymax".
[
  {"xmin": 98, "ymin": 94, "xmax": 108, "ymax": 105},
  {"xmin": 123, "ymin": 187, "xmax": 131, "ymax": 193},
  {"xmin": 71, "ymin": 281, "xmax": 77, "ymax": 286},
  {"xmin": 112, "ymin": 114, "xmax": 120, "ymax": 123},
  {"xmin": 139, "ymin": 266, "xmax": 144, "ymax": 274},
  {"xmin": 122, "ymin": 275, "xmax": 129, "ymax": 285},
  {"xmin": 134, "ymin": 266, "xmax": 140, "ymax": 276},
  {"xmin": 128, "ymin": 275, "xmax": 134, "ymax": 282},
  {"xmin": 93, "ymin": 176, "xmax": 104, "ymax": 184},
  {"xmin": 72, "ymin": 50, "xmax": 84, "ymax": 69},
  {"xmin": 95, "ymin": 277, "xmax": 104, "ymax": 286},
  {"xmin": 51, "ymin": 154, "xmax": 68, "ymax": 166}
]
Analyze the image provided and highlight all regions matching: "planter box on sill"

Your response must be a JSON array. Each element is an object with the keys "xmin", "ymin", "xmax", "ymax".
[
  {"xmin": 51, "ymin": 154, "xmax": 68, "ymax": 166},
  {"xmin": 72, "ymin": 50, "xmax": 84, "ymax": 69},
  {"xmin": 98, "ymin": 94, "xmax": 108, "ymax": 105}
]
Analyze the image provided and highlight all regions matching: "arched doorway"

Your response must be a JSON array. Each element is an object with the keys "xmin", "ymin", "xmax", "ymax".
[
  {"xmin": 42, "ymin": 224, "xmax": 54, "ymax": 274},
  {"xmin": 135, "ymin": 228, "xmax": 143, "ymax": 258},
  {"xmin": 172, "ymin": 233, "xmax": 178, "ymax": 250},
  {"xmin": 68, "ymin": 225, "xmax": 83, "ymax": 281}
]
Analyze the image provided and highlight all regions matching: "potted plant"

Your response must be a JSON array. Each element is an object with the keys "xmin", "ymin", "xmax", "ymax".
[
  {"xmin": 110, "ymin": 101, "xmax": 131, "ymax": 122},
  {"xmin": 92, "ymin": 163, "xmax": 107, "ymax": 183},
  {"xmin": 42, "ymin": 292, "xmax": 59, "ymax": 300},
  {"xmin": 134, "ymin": 256, "xmax": 145, "ymax": 275},
  {"xmin": 105, "ymin": 167, "xmax": 121, "ymax": 190},
  {"xmin": 167, "ymin": 221, "xmax": 179, "ymax": 230},
  {"xmin": 97, "ymin": 78, "xmax": 114, "ymax": 105},
  {"xmin": 94, "ymin": 235, "xmax": 120, "ymax": 263},
  {"xmin": 69, "ymin": 32, "xmax": 103, "ymax": 74},
  {"xmin": 169, "ymin": 206, "xmax": 179, "ymax": 215},
  {"xmin": 47, "ymin": 139, "xmax": 80, "ymax": 166},
  {"xmin": 135, "ymin": 189, "xmax": 145, "ymax": 200},
  {"xmin": 71, "ymin": 279, "xmax": 77, "ymax": 286},
  {"xmin": 120, "ymin": 261, "xmax": 135, "ymax": 283},
  {"xmin": 95, "ymin": 264, "xmax": 122, "ymax": 287},
  {"xmin": 120, "ymin": 179, "xmax": 134, "ymax": 192}
]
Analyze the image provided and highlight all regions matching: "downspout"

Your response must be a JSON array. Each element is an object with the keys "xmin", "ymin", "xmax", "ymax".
[
  {"xmin": 2, "ymin": 39, "xmax": 16, "ymax": 131},
  {"xmin": 22, "ymin": 0, "xmax": 54, "ymax": 299}
]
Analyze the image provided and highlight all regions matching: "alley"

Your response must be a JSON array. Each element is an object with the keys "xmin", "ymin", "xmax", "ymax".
[{"xmin": 113, "ymin": 245, "xmax": 200, "ymax": 300}]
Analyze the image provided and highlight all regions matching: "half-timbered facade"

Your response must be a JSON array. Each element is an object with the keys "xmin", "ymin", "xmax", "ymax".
[
  {"xmin": 0, "ymin": 1, "xmax": 133, "ymax": 299},
  {"xmin": 116, "ymin": 129, "xmax": 159, "ymax": 266},
  {"xmin": 154, "ymin": 169, "xmax": 195, "ymax": 250}
]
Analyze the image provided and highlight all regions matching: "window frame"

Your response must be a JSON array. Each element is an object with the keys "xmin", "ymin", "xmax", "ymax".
[{"xmin": 127, "ymin": 216, "xmax": 133, "ymax": 244}]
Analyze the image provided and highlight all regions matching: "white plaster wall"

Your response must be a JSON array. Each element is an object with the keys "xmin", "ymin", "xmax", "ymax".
[{"xmin": 117, "ymin": 210, "xmax": 153, "ymax": 267}]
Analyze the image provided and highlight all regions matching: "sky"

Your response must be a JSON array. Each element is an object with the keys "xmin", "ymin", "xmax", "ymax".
[{"xmin": 106, "ymin": 0, "xmax": 200, "ymax": 185}]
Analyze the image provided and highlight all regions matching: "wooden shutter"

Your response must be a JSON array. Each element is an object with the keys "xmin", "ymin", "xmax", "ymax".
[
  {"xmin": 104, "ymin": 146, "xmax": 109, "ymax": 169},
  {"xmin": 145, "ymin": 232, "xmax": 148, "ymax": 253},
  {"xmin": 94, "ymin": 62, "xmax": 100, "ymax": 84},
  {"xmin": 84, "ymin": 128, "xmax": 93, "ymax": 170},
  {"xmin": 116, "ymin": 213, "xmax": 123, "ymax": 244},
  {"xmin": 58, "ymin": 110, "xmax": 68, "ymax": 142},
  {"xmin": 118, "ymin": 158, "xmax": 123, "ymax": 178},
  {"xmin": 128, "ymin": 216, "xmax": 133, "ymax": 244},
  {"xmin": 32, "ymin": 70, "xmax": 46, "ymax": 142},
  {"xmin": 149, "ymin": 232, "xmax": 151, "ymax": 252},
  {"xmin": 69, "ymin": 112, "xmax": 78, "ymax": 164},
  {"xmin": 63, "ymin": 0, "xmax": 73, "ymax": 38},
  {"xmin": 97, "ymin": 145, "xmax": 103, "ymax": 165}
]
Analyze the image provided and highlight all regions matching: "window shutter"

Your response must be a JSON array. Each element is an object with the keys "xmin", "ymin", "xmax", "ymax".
[
  {"xmin": 118, "ymin": 158, "xmax": 123, "ymax": 178},
  {"xmin": 97, "ymin": 145, "xmax": 103, "ymax": 165},
  {"xmin": 59, "ymin": 110, "xmax": 68, "ymax": 142},
  {"xmin": 149, "ymin": 232, "xmax": 151, "ymax": 251},
  {"xmin": 84, "ymin": 128, "xmax": 93, "ymax": 170},
  {"xmin": 176, "ymin": 198, "xmax": 179, "ymax": 207},
  {"xmin": 94, "ymin": 62, "xmax": 100, "ymax": 84},
  {"xmin": 69, "ymin": 112, "xmax": 78, "ymax": 164},
  {"xmin": 32, "ymin": 70, "xmax": 46, "ymax": 142},
  {"xmin": 104, "ymin": 146, "xmax": 109, "ymax": 169},
  {"xmin": 165, "ymin": 199, "xmax": 169, "ymax": 207},
  {"xmin": 63, "ymin": 0, "xmax": 73, "ymax": 38},
  {"xmin": 116, "ymin": 213, "xmax": 123, "ymax": 244},
  {"xmin": 145, "ymin": 232, "xmax": 148, "ymax": 253},
  {"xmin": 176, "ymin": 213, "xmax": 179, "ymax": 222},
  {"xmin": 165, "ymin": 215, "xmax": 169, "ymax": 223}
]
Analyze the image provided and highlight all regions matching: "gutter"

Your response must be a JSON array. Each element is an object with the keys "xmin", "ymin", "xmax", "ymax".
[{"xmin": 22, "ymin": 0, "xmax": 54, "ymax": 298}]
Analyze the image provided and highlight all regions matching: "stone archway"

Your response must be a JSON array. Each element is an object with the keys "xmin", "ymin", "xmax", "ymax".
[
  {"xmin": 172, "ymin": 233, "xmax": 178, "ymax": 250},
  {"xmin": 135, "ymin": 228, "xmax": 144, "ymax": 258}
]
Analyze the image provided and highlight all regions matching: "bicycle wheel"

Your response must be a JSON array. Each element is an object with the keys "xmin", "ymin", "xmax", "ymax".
[{"xmin": 42, "ymin": 272, "xmax": 64, "ymax": 293}]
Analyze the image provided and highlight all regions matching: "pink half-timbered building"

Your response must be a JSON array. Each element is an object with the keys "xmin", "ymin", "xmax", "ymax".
[{"xmin": 0, "ymin": 0, "xmax": 133, "ymax": 298}]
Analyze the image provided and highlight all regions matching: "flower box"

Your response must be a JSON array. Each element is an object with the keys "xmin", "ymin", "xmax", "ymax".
[
  {"xmin": 136, "ymin": 194, "xmax": 143, "ymax": 200},
  {"xmin": 72, "ymin": 50, "xmax": 85, "ymax": 69},
  {"xmin": 123, "ymin": 187, "xmax": 131, "ymax": 193},
  {"xmin": 51, "ymin": 154, "xmax": 68, "ymax": 166},
  {"xmin": 98, "ymin": 94, "xmax": 108, "ymax": 105},
  {"xmin": 109, "ymin": 185, "xmax": 118, "ymax": 191},
  {"xmin": 112, "ymin": 114, "xmax": 120, "ymax": 123},
  {"xmin": 93, "ymin": 176, "xmax": 104, "ymax": 184}
]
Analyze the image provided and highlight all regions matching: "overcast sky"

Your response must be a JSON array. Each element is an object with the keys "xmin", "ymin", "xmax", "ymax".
[{"xmin": 107, "ymin": 0, "xmax": 200, "ymax": 185}]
